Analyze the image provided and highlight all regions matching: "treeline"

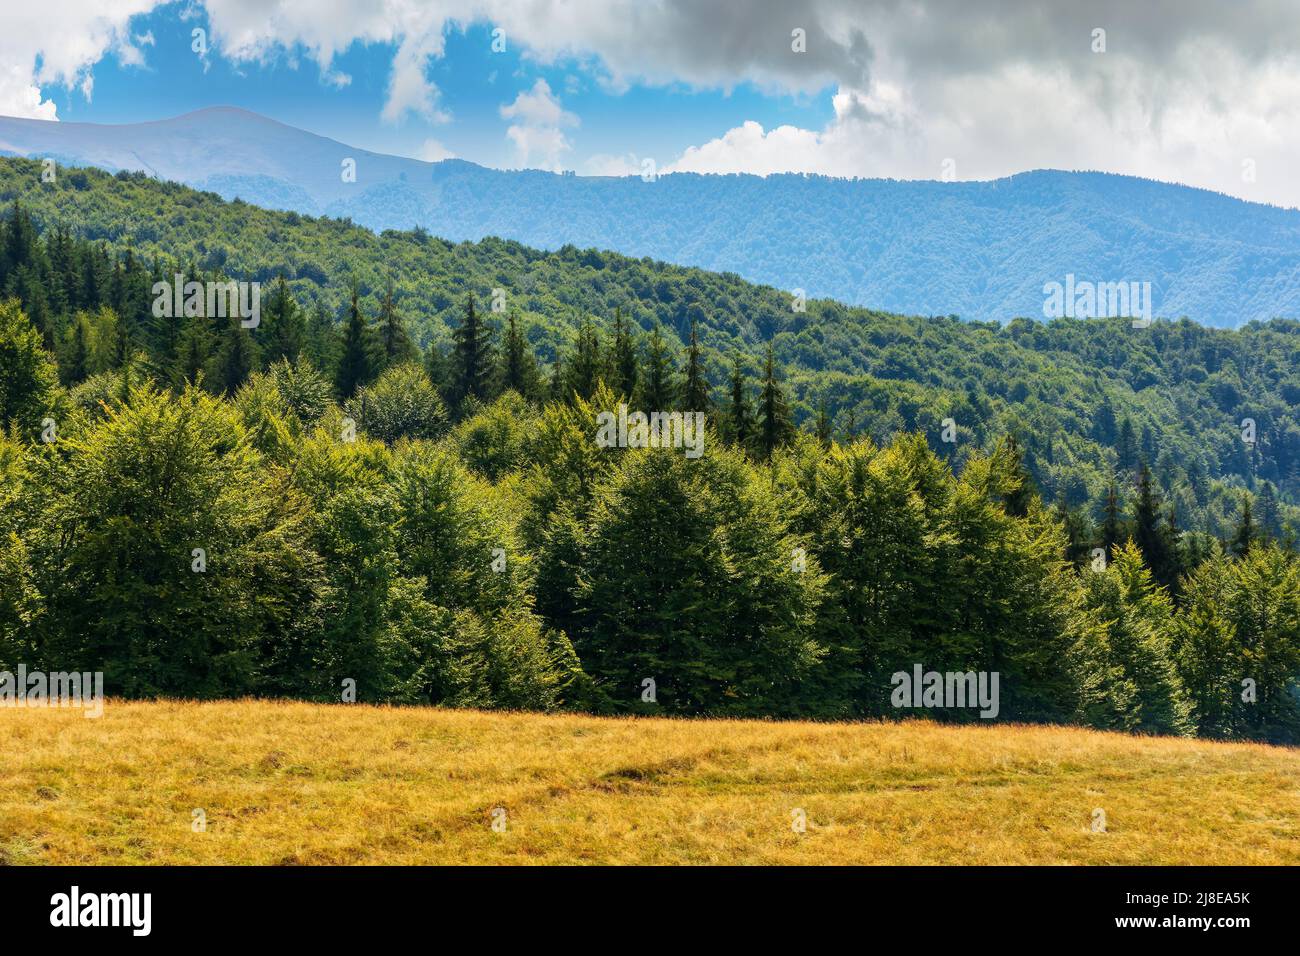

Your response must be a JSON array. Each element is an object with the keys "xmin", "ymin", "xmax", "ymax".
[
  {"xmin": 3, "ymin": 159, "xmax": 1300, "ymax": 542},
  {"xmin": 2, "ymin": 294, "xmax": 1298, "ymax": 742}
]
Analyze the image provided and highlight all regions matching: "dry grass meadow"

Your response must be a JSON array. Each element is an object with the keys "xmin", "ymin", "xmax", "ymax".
[{"xmin": 0, "ymin": 700, "xmax": 1296, "ymax": 865}]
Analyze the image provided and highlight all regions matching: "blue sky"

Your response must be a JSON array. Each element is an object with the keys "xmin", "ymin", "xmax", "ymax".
[
  {"xmin": 4, "ymin": 1, "xmax": 1300, "ymax": 206},
  {"xmin": 43, "ymin": 3, "xmax": 837, "ymax": 174}
]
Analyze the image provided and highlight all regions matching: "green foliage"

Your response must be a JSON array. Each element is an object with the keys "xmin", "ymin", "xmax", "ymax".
[
  {"xmin": 0, "ymin": 167, "xmax": 1298, "ymax": 738},
  {"xmin": 0, "ymin": 298, "xmax": 59, "ymax": 435},
  {"xmin": 344, "ymin": 362, "xmax": 448, "ymax": 444}
]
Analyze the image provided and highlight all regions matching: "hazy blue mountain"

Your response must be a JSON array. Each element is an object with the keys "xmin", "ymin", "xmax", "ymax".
[{"xmin": 3, "ymin": 106, "xmax": 1299, "ymax": 327}]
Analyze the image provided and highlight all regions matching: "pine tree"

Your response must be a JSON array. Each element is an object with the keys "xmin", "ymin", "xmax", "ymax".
[
  {"xmin": 375, "ymin": 282, "xmax": 413, "ymax": 370},
  {"xmin": 997, "ymin": 434, "xmax": 1035, "ymax": 518},
  {"xmin": 499, "ymin": 312, "xmax": 540, "ymax": 400},
  {"xmin": 110, "ymin": 308, "xmax": 132, "ymax": 370},
  {"xmin": 1117, "ymin": 417, "xmax": 1138, "ymax": 474},
  {"xmin": 261, "ymin": 276, "xmax": 304, "ymax": 367},
  {"xmin": 175, "ymin": 314, "xmax": 214, "ymax": 386},
  {"xmin": 449, "ymin": 293, "xmax": 494, "ymax": 406},
  {"xmin": 725, "ymin": 356, "xmax": 754, "ymax": 450},
  {"xmin": 63, "ymin": 316, "xmax": 89, "ymax": 385},
  {"xmin": 1256, "ymin": 481, "xmax": 1281, "ymax": 540},
  {"xmin": 813, "ymin": 400, "xmax": 833, "ymax": 449},
  {"xmin": 1231, "ymin": 493, "xmax": 1256, "ymax": 557},
  {"xmin": 563, "ymin": 316, "xmax": 603, "ymax": 401},
  {"xmin": 1101, "ymin": 479, "xmax": 1123, "ymax": 558},
  {"xmin": 335, "ymin": 288, "xmax": 373, "ymax": 399},
  {"xmin": 214, "ymin": 315, "xmax": 256, "ymax": 395},
  {"xmin": 1133, "ymin": 463, "xmax": 1174, "ymax": 587},
  {"xmin": 638, "ymin": 324, "xmax": 676, "ymax": 411},
  {"xmin": 757, "ymin": 344, "xmax": 794, "ymax": 460},
  {"xmin": 303, "ymin": 301, "xmax": 340, "ymax": 376},
  {"xmin": 610, "ymin": 307, "xmax": 638, "ymax": 399},
  {"xmin": 682, "ymin": 319, "xmax": 711, "ymax": 413}
]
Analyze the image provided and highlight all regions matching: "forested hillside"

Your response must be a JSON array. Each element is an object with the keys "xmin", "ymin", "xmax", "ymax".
[
  {"xmin": 5, "ymin": 109, "xmax": 1300, "ymax": 326},
  {"xmin": 2, "ymin": 156, "xmax": 1297, "ymax": 541},
  {"xmin": 2, "ymin": 156, "xmax": 1300, "ymax": 742}
]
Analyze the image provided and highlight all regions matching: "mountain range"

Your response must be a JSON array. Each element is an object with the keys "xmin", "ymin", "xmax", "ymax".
[{"xmin": 3, "ymin": 106, "xmax": 1300, "ymax": 328}]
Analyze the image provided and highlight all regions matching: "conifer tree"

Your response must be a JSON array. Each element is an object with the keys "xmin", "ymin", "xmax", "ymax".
[
  {"xmin": 375, "ymin": 282, "xmax": 413, "ymax": 369},
  {"xmin": 261, "ymin": 276, "xmax": 304, "ymax": 367},
  {"xmin": 1256, "ymin": 481, "xmax": 1281, "ymax": 540},
  {"xmin": 63, "ymin": 316, "xmax": 89, "ymax": 385},
  {"xmin": 335, "ymin": 288, "xmax": 373, "ymax": 399},
  {"xmin": 757, "ymin": 344, "xmax": 794, "ymax": 460},
  {"xmin": 1231, "ymin": 492, "xmax": 1256, "ymax": 557},
  {"xmin": 610, "ymin": 307, "xmax": 638, "ymax": 399},
  {"xmin": 499, "ymin": 312, "xmax": 540, "ymax": 399},
  {"xmin": 638, "ymin": 324, "xmax": 676, "ymax": 411},
  {"xmin": 1133, "ymin": 463, "xmax": 1175, "ymax": 588},
  {"xmin": 303, "ymin": 301, "xmax": 340, "ymax": 377},
  {"xmin": 997, "ymin": 434, "xmax": 1035, "ymax": 517},
  {"xmin": 725, "ymin": 356, "xmax": 754, "ymax": 450},
  {"xmin": 1101, "ymin": 479, "xmax": 1124, "ymax": 558},
  {"xmin": 682, "ymin": 319, "xmax": 711, "ymax": 413},
  {"xmin": 563, "ymin": 316, "xmax": 603, "ymax": 401},
  {"xmin": 813, "ymin": 400, "xmax": 833, "ymax": 449},
  {"xmin": 214, "ymin": 315, "xmax": 256, "ymax": 395},
  {"xmin": 175, "ymin": 314, "xmax": 214, "ymax": 386},
  {"xmin": 449, "ymin": 293, "xmax": 495, "ymax": 406}
]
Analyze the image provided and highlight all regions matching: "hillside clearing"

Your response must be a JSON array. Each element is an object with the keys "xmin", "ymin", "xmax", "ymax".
[{"xmin": 0, "ymin": 701, "xmax": 1296, "ymax": 865}]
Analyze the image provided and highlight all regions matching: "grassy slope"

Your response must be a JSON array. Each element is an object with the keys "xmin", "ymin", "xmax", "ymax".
[{"xmin": 1, "ymin": 701, "xmax": 1295, "ymax": 865}]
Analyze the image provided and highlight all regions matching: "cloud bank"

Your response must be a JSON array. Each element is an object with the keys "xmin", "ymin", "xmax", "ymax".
[{"xmin": 2, "ymin": 1, "xmax": 1299, "ymax": 204}]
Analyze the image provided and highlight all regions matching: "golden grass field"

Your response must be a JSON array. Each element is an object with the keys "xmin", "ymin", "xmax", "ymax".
[{"xmin": 0, "ymin": 700, "xmax": 1296, "ymax": 865}]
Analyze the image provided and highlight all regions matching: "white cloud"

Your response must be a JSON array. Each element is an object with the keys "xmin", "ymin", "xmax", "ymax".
[
  {"xmin": 0, "ymin": 0, "xmax": 162, "ymax": 118},
  {"xmin": 416, "ymin": 137, "xmax": 456, "ymax": 162},
  {"xmin": 6, "ymin": 1, "xmax": 1300, "ymax": 206},
  {"xmin": 500, "ymin": 78, "xmax": 577, "ymax": 170},
  {"xmin": 663, "ymin": 27, "xmax": 1300, "ymax": 208},
  {"xmin": 582, "ymin": 152, "xmax": 640, "ymax": 177}
]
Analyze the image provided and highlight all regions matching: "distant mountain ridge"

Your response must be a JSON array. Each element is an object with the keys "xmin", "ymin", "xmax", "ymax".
[{"xmin": 3, "ymin": 106, "xmax": 1299, "ymax": 328}]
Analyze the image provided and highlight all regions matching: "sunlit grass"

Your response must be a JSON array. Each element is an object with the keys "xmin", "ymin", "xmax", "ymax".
[{"xmin": 1, "ymin": 700, "xmax": 1295, "ymax": 865}]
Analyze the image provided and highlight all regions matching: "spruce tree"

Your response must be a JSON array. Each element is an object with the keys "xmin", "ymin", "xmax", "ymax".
[
  {"xmin": 175, "ymin": 314, "xmax": 213, "ymax": 386},
  {"xmin": 64, "ymin": 316, "xmax": 89, "ymax": 385},
  {"xmin": 757, "ymin": 344, "xmax": 793, "ymax": 461},
  {"xmin": 1101, "ymin": 479, "xmax": 1123, "ymax": 558},
  {"xmin": 214, "ymin": 315, "xmax": 256, "ymax": 395},
  {"xmin": 375, "ymin": 282, "xmax": 413, "ymax": 369},
  {"xmin": 499, "ymin": 312, "xmax": 540, "ymax": 400},
  {"xmin": 638, "ymin": 324, "xmax": 676, "ymax": 411},
  {"xmin": 726, "ymin": 356, "xmax": 754, "ymax": 450},
  {"xmin": 303, "ymin": 301, "xmax": 340, "ymax": 377},
  {"xmin": 997, "ymin": 434, "xmax": 1035, "ymax": 518},
  {"xmin": 1231, "ymin": 493, "xmax": 1256, "ymax": 557},
  {"xmin": 449, "ymin": 293, "xmax": 494, "ymax": 406},
  {"xmin": 813, "ymin": 400, "xmax": 832, "ymax": 449},
  {"xmin": 1133, "ymin": 463, "xmax": 1174, "ymax": 587},
  {"xmin": 261, "ymin": 276, "xmax": 304, "ymax": 367},
  {"xmin": 563, "ymin": 316, "xmax": 603, "ymax": 401},
  {"xmin": 682, "ymin": 319, "xmax": 711, "ymax": 413},
  {"xmin": 1256, "ymin": 482, "xmax": 1281, "ymax": 540},
  {"xmin": 1117, "ymin": 417, "xmax": 1138, "ymax": 474},
  {"xmin": 335, "ymin": 289, "xmax": 372, "ymax": 399},
  {"xmin": 610, "ymin": 307, "xmax": 638, "ymax": 399}
]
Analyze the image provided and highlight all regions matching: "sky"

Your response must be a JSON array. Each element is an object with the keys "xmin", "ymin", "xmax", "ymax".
[{"xmin": 2, "ymin": 0, "xmax": 1300, "ymax": 207}]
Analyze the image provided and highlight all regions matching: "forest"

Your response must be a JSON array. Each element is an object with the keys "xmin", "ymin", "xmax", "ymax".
[{"xmin": 1, "ymin": 161, "xmax": 1298, "ymax": 743}]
